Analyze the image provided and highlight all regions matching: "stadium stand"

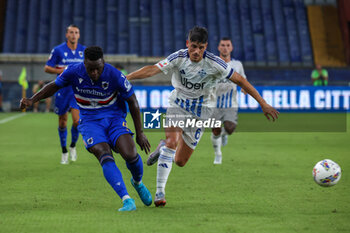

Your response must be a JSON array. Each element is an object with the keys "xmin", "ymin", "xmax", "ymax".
[{"xmin": 0, "ymin": 0, "xmax": 349, "ymax": 112}]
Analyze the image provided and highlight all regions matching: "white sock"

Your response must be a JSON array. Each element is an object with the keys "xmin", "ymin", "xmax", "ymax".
[
  {"xmin": 211, "ymin": 133, "xmax": 222, "ymax": 156},
  {"xmin": 122, "ymin": 195, "xmax": 131, "ymax": 201},
  {"xmin": 156, "ymin": 146, "xmax": 175, "ymax": 194}
]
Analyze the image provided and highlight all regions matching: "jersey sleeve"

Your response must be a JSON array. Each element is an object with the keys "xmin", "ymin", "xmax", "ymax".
[
  {"xmin": 155, "ymin": 50, "xmax": 184, "ymax": 75},
  {"xmin": 55, "ymin": 66, "xmax": 73, "ymax": 88},
  {"xmin": 236, "ymin": 61, "xmax": 247, "ymax": 79},
  {"xmin": 213, "ymin": 57, "xmax": 235, "ymax": 80},
  {"xmin": 117, "ymin": 72, "xmax": 135, "ymax": 99},
  {"xmin": 46, "ymin": 48, "xmax": 59, "ymax": 67}
]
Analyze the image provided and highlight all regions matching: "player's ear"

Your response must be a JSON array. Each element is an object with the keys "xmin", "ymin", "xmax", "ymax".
[{"xmin": 186, "ymin": 40, "xmax": 189, "ymax": 48}]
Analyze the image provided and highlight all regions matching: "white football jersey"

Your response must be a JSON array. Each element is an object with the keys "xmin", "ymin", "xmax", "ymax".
[
  {"xmin": 156, "ymin": 49, "xmax": 234, "ymax": 119},
  {"xmin": 215, "ymin": 59, "xmax": 246, "ymax": 109}
]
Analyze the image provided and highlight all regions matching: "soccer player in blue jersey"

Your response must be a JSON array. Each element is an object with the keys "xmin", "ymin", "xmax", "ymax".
[
  {"xmin": 44, "ymin": 24, "xmax": 85, "ymax": 164},
  {"xmin": 20, "ymin": 46, "xmax": 152, "ymax": 211}
]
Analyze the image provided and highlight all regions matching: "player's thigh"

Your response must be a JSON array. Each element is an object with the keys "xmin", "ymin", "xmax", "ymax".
[
  {"xmin": 114, "ymin": 133, "xmax": 137, "ymax": 162},
  {"xmin": 222, "ymin": 108, "xmax": 238, "ymax": 134},
  {"xmin": 174, "ymin": 137, "xmax": 194, "ymax": 167},
  {"xmin": 164, "ymin": 127, "xmax": 182, "ymax": 149},
  {"xmin": 78, "ymin": 119, "xmax": 110, "ymax": 151},
  {"xmin": 70, "ymin": 108, "xmax": 80, "ymax": 126},
  {"xmin": 107, "ymin": 117, "xmax": 135, "ymax": 157}
]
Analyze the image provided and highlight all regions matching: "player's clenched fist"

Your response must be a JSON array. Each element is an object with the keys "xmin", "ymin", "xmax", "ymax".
[{"xmin": 20, "ymin": 98, "xmax": 33, "ymax": 109}]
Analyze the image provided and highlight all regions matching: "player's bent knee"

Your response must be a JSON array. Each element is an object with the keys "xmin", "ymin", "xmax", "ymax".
[
  {"xmin": 224, "ymin": 123, "xmax": 236, "ymax": 135},
  {"xmin": 174, "ymin": 159, "xmax": 187, "ymax": 167},
  {"xmin": 212, "ymin": 128, "xmax": 221, "ymax": 136},
  {"xmin": 165, "ymin": 138, "xmax": 177, "ymax": 150}
]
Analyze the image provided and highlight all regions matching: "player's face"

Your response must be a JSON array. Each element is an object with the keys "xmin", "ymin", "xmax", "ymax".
[
  {"xmin": 66, "ymin": 27, "xmax": 80, "ymax": 44},
  {"xmin": 84, "ymin": 58, "xmax": 105, "ymax": 82},
  {"xmin": 186, "ymin": 40, "xmax": 207, "ymax": 62},
  {"xmin": 218, "ymin": 40, "xmax": 233, "ymax": 57}
]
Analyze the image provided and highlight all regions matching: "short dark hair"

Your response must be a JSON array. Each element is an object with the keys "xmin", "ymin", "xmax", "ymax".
[
  {"xmin": 220, "ymin": 37, "xmax": 231, "ymax": 42},
  {"xmin": 66, "ymin": 24, "xmax": 79, "ymax": 33},
  {"xmin": 188, "ymin": 26, "xmax": 208, "ymax": 44},
  {"xmin": 84, "ymin": 46, "xmax": 103, "ymax": 61}
]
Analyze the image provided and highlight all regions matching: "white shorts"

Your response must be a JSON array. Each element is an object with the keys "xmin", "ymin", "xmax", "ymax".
[
  {"xmin": 212, "ymin": 107, "xmax": 238, "ymax": 125},
  {"xmin": 165, "ymin": 105, "xmax": 205, "ymax": 150}
]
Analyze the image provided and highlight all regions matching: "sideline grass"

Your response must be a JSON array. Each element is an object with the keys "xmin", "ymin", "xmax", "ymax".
[{"xmin": 0, "ymin": 112, "xmax": 349, "ymax": 233}]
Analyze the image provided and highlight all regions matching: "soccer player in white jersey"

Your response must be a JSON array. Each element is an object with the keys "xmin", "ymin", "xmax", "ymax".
[
  {"xmin": 127, "ymin": 26, "xmax": 279, "ymax": 207},
  {"xmin": 211, "ymin": 37, "xmax": 246, "ymax": 164}
]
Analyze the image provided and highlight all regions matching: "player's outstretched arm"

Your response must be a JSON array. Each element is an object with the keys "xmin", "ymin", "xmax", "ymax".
[
  {"xmin": 126, "ymin": 94, "xmax": 151, "ymax": 154},
  {"xmin": 126, "ymin": 65, "xmax": 161, "ymax": 80},
  {"xmin": 20, "ymin": 81, "xmax": 60, "ymax": 110},
  {"xmin": 229, "ymin": 72, "xmax": 279, "ymax": 121},
  {"xmin": 44, "ymin": 65, "xmax": 65, "ymax": 74}
]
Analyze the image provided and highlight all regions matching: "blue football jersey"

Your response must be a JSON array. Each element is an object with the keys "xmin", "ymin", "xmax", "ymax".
[
  {"xmin": 46, "ymin": 42, "xmax": 86, "ymax": 71},
  {"xmin": 55, "ymin": 63, "xmax": 134, "ymax": 120}
]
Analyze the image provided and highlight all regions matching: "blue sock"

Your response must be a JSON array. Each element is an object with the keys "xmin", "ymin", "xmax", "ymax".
[
  {"xmin": 58, "ymin": 127, "xmax": 67, "ymax": 148},
  {"xmin": 99, "ymin": 154, "xmax": 129, "ymax": 199},
  {"xmin": 126, "ymin": 154, "xmax": 143, "ymax": 183},
  {"xmin": 70, "ymin": 126, "xmax": 79, "ymax": 146}
]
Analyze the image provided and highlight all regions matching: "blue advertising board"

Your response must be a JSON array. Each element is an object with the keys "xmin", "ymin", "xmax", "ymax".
[{"xmin": 133, "ymin": 86, "xmax": 350, "ymax": 112}]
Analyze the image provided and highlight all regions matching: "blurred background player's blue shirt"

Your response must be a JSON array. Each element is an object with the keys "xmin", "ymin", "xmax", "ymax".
[
  {"xmin": 55, "ymin": 63, "xmax": 134, "ymax": 120},
  {"xmin": 46, "ymin": 42, "xmax": 86, "ymax": 100}
]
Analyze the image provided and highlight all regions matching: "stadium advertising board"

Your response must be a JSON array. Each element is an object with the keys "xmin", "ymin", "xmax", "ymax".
[{"xmin": 134, "ymin": 86, "xmax": 350, "ymax": 112}]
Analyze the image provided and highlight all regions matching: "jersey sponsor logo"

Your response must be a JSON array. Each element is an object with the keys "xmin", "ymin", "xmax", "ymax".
[
  {"xmin": 181, "ymin": 77, "xmax": 206, "ymax": 90},
  {"xmin": 74, "ymin": 92, "xmax": 118, "ymax": 109},
  {"xmin": 124, "ymin": 79, "xmax": 132, "ymax": 92},
  {"xmin": 102, "ymin": 81, "xmax": 109, "ymax": 90}
]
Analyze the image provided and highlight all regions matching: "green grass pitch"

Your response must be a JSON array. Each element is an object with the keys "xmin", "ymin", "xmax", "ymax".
[{"xmin": 0, "ymin": 112, "xmax": 349, "ymax": 233}]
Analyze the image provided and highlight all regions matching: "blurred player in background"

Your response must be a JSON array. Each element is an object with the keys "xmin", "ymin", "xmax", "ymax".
[
  {"xmin": 211, "ymin": 38, "xmax": 247, "ymax": 164},
  {"xmin": 44, "ymin": 24, "xmax": 85, "ymax": 164},
  {"xmin": 32, "ymin": 80, "xmax": 52, "ymax": 113},
  {"xmin": 127, "ymin": 26, "xmax": 279, "ymax": 207},
  {"xmin": 311, "ymin": 64, "xmax": 328, "ymax": 86},
  {"xmin": 20, "ymin": 46, "xmax": 152, "ymax": 211}
]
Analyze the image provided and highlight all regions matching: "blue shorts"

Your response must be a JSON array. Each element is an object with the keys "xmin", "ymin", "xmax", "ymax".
[
  {"xmin": 54, "ymin": 86, "xmax": 79, "ymax": 115},
  {"xmin": 78, "ymin": 116, "xmax": 133, "ymax": 149}
]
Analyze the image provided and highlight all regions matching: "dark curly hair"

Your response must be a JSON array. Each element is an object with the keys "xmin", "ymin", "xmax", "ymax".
[{"xmin": 84, "ymin": 46, "xmax": 103, "ymax": 61}]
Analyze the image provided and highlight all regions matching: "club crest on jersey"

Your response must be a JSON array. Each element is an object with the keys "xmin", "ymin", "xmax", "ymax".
[
  {"xmin": 198, "ymin": 69, "xmax": 207, "ymax": 78},
  {"xmin": 79, "ymin": 78, "xmax": 83, "ymax": 84},
  {"xmin": 64, "ymin": 52, "xmax": 68, "ymax": 57},
  {"xmin": 102, "ymin": 81, "xmax": 109, "ymax": 90},
  {"xmin": 87, "ymin": 137, "xmax": 93, "ymax": 144},
  {"xmin": 79, "ymin": 51, "xmax": 83, "ymax": 57}
]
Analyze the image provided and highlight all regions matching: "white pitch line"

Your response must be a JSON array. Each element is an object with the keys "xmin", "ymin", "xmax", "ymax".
[{"xmin": 0, "ymin": 113, "xmax": 27, "ymax": 124}]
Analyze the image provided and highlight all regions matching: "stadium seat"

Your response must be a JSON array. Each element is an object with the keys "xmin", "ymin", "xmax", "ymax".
[
  {"xmin": 261, "ymin": 0, "xmax": 278, "ymax": 65},
  {"xmin": 84, "ymin": 0, "xmax": 96, "ymax": 47},
  {"xmin": 228, "ymin": 0, "xmax": 243, "ymax": 60},
  {"xmin": 106, "ymin": 0, "xmax": 118, "ymax": 54},
  {"xmin": 129, "ymin": 0, "xmax": 140, "ymax": 55},
  {"xmin": 206, "ymin": 0, "xmax": 219, "ymax": 53},
  {"xmin": 173, "ymin": 0, "xmax": 185, "ymax": 51},
  {"xmin": 26, "ymin": 0, "xmax": 40, "ymax": 53},
  {"xmin": 162, "ymin": 0, "xmax": 174, "ymax": 55},
  {"xmin": 250, "ymin": 0, "xmax": 266, "ymax": 65},
  {"xmin": 96, "ymin": 0, "xmax": 107, "ymax": 52},
  {"xmin": 140, "ymin": 0, "xmax": 151, "ymax": 56},
  {"xmin": 240, "ymin": 0, "xmax": 255, "ymax": 64},
  {"xmin": 151, "ymin": 0, "xmax": 163, "ymax": 56},
  {"xmin": 73, "ymin": 0, "xmax": 85, "ymax": 46},
  {"xmin": 38, "ymin": 0, "xmax": 52, "ymax": 53}
]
